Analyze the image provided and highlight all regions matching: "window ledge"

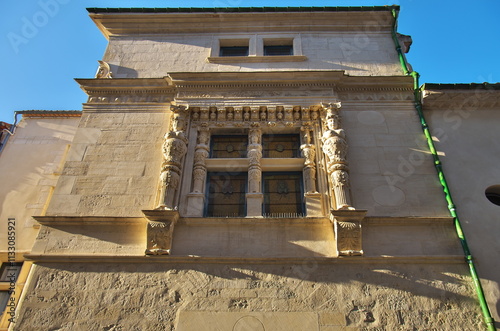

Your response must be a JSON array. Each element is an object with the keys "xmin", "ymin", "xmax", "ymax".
[{"xmin": 207, "ymin": 55, "xmax": 307, "ymax": 63}]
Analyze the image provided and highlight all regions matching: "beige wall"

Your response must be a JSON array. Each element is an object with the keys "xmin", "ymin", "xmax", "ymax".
[
  {"xmin": 425, "ymin": 91, "xmax": 500, "ymax": 322},
  {"xmin": 46, "ymin": 110, "xmax": 169, "ymax": 217},
  {"xmin": 104, "ymin": 33, "xmax": 402, "ymax": 78},
  {"xmin": 0, "ymin": 116, "xmax": 79, "ymax": 257}
]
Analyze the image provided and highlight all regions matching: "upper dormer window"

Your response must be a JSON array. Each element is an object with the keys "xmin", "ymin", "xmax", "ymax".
[
  {"xmin": 263, "ymin": 39, "xmax": 294, "ymax": 56},
  {"xmin": 219, "ymin": 39, "xmax": 249, "ymax": 57}
]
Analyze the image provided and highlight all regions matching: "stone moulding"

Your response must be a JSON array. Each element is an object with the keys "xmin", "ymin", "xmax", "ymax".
[
  {"xmin": 75, "ymin": 78, "xmax": 175, "ymax": 106},
  {"xmin": 32, "ymin": 216, "xmax": 147, "ymax": 225},
  {"xmin": 23, "ymin": 254, "xmax": 466, "ymax": 264}
]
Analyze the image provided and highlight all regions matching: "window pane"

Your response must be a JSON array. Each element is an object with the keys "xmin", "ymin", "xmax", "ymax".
[
  {"xmin": 220, "ymin": 46, "xmax": 249, "ymax": 57},
  {"xmin": 0, "ymin": 263, "xmax": 22, "ymax": 282},
  {"xmin": 0, "ymin": 291, "xmax": 10, "ymax": 314},
  {"xmin": 264, "ymin": 45, "xmax": 293, "ymax": 56},
  {"xmin": 206, "ymin": 172, "xmax": 247, "ymax": 217},
  {"xmin": 210, "ymin": 135, "xmax": 248, "ymax": 158},
  {"xmin": 262, "ymin": 134, "xmax": 300, "ymax": 158},
  {"xmin": 263, "ymin": 172, "xmax": 304, "ymax": 217}
]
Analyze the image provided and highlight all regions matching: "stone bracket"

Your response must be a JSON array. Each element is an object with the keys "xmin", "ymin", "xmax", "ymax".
[
  {"xmin": 330, "ymin": 209, "xmax": 367, "ymax": 256},
  {"xmin": 143, "ymin": 209, "xmax": 180, "ymax": 255}
]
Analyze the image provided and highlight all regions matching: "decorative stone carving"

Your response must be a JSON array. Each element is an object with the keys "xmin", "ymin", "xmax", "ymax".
[
  {"xmin": 321, "ymin": 102, "xmax": 354, "ymax": 210},
  {"xmin": 300, "ymin": 125, "xmax": 317, "ymax": 194},
  {"xmin": 247, "ymin": 123, "xmax": 262, "ymax": 194},
  {"xmin": 330, "ymin": 209, "xmax": 367, "ymax": 256},
  {"xmin": 95, "ymin": 60, "xmax": 112, "ymax": 79},
  {"xmin": 191, "ymin": 123, "xmax": 210, "ymax": 194},
  {"xmin": 157, "ymin": 106, "xmax": 188, "ymax": 210},
  {"xmin": 144, "ymin": 210, "xmax": 179, "ymax": 255}
]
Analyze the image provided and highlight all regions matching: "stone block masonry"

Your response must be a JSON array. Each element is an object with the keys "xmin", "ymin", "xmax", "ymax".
[{"xmin": 13, "ymin": 262, "xmax": 482, "ymax": 331}]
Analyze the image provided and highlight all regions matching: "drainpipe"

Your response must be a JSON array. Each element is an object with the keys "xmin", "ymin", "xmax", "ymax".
[{"xmin": 391, "ymin": 7, "xmax": 495, "ymax": 331}]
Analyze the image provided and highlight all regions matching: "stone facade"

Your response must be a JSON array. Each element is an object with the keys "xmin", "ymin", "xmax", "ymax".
[{"xmin": 0, "ymin": 6, "xmax": 495, "ymax": 331}]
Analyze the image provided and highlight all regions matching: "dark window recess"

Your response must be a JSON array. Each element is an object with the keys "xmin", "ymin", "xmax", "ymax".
[
  {"xmin": 264, "ymin": 45, "xmax": 293, "ymax": 56},
  {"xmin": 219, "ymin": 46, "xmax": 249, "ymax": 57},
  {"xmin": 263, "ymin": 172, "xmax": 304, "ymax": 217},
  {"xmin": 206, "ymin": 172, "xmax": 247, "ymax": 217},
  {"xmin": 210, "ymin": 135, "xmax": 248, "ymax": 158},
  {"xmin": 0, "ymin": 262, "xmax": 22, "ymax": 282},
  {"xmin": 262, "ymin": 134, "xmax": 300, "ymax": 158},
  {"xmin": 0, "ymin": 291, "xmax": 10, "ymax": 314}
]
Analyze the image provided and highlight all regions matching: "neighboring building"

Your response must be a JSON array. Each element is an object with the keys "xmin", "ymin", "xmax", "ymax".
[
  {"xmin": 0, "ymin": 111, "xmax": 80, "ymax": 330},
  {"xmin": 0, "ymin": 6, "xmax": 497, "ymax": 330},
  {"xmin": 422, "ymin": 83, "xmax": 500, "ymax": 330}
]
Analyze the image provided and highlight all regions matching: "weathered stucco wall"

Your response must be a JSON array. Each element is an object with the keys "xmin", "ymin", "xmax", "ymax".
[
  {"xmin": 14, "ymin": 262, "xmax": 483, "ymax": 331},
  {"xmin": 46, "ymin": 111, "xmax": 169, "ymax": 217},
  {"xmin": 0, "ymin": 116, "xmax": 79, "ymax": 255}
]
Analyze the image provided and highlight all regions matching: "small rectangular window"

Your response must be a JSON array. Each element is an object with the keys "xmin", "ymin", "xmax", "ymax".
[
  {"xmin": 263, "ymin": 172, "xmax": 304, "ymax": 217},
  {"xmin": 262, "ymin": 134, "xmax": 300, "ymax": 158},
  {"xmin": 0, "ymin": 263, "xmax": 22, "ymax": 282},
  {"xmin": 210, "ymin": 135, "xmax": 248, "ymax": 158},
  {"xmin": 220, "ymin": 46, "xmax": 249, "ymax": 57},
  {"xmin": 0, "ymin": 291, "xmax": 10, "ymax": 314},
  {"xmin": 264, "ymin": 45, "xmax": 293, "ymax": 56},
  {"xmin": 206, "ymin": 172, "xmax": 247, "ymax": 217}
]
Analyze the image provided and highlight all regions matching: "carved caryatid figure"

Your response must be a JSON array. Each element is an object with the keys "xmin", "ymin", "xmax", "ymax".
[
  {"xmin": 321, "ymin": 102, "xmax": 354, "ymax": 210},
  {"xmin": 191, "ymin": 123, "xmax": 210, "ymax": 193},
  {"xmin": 157, "ymin": 107, "xmax": 188, "ymax": 209},
  {"xmin": 300, "ymin": 125, "xmax": 318, "ymax": 194},
  {"xmin": 247, "ymin": 123, "xmax": 262, "ymax": 193},
  {"xmin": 95, "ymin": 60, "xmax": 112, "ymax": 79}
]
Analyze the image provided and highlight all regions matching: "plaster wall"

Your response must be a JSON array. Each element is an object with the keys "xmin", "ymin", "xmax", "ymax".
[
  {"xmin": 0, "ymin": 117, "xmax": 79, "ymax": 256},
  {"xmin": 46, "ymin": 110, "xmax": 169, "ymax": 217},
  {"xmin": 425, "ymin": 105, "xmax": 500, "ymax": 322},
  {"xmin": 103, "ymin": 33, "xmax": 402, "ymax": 78},
  {"xmin": 14, "ymin": 262, "xmax": 483, "ymax": 330},
  {"xmin": 342, "ymin": 105, "xmax": 449, "ymax": 217}
]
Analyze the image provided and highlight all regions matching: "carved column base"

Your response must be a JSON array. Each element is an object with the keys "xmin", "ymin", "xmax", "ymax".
[
  {"xmin": 246, "ymin": 193, "xmax": 263, "ymax": 217},
  {"xmin": 143, "ymin": 210, "xmax": 180, "ymax": 255},
  {"xmin": 304, "ymin": 192, "xmax": 324, "ymax": 217},
  {"xmin": 330, "ymin": 209, "xmax": 367, "ymax": 256},
  {"xmin": 185, "ymin": 193, "xmax": 205, "ymax": 217}
]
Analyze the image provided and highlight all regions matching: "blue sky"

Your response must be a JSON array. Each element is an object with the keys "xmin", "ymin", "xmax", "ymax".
[{"xmin": 1, "ymin": 0, "xmax": 499, "ymax": 123}]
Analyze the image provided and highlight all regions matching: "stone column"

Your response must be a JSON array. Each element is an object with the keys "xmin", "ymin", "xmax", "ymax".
[
  {"xmin": 246, "ymin": 123, "xmax": 263, "ymax": 217},
  {"xmin": 321, "ymin": 102, "xmax": 354, "ymax": 210},
  {"xmin": 157, "ymin": 106, "xmax": 188, "ymax": 210},
  {"xmin": 301, "ymin": 124, "xmax": 323, "ymax": 216},
  {"xmin": 186, "ymin": 123, "xmax": 210, "ymax": 216}
]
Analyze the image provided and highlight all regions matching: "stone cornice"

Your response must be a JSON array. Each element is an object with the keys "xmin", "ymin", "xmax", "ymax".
[
  {"xmin": 423, "ymin": 88, "xmax": 500, "ymax": 110},
  {"xmin": 75, "ymin": 78, "xmax": 175, "ymax": 106},
  {"xmin": 89, "ymin": 10, "xmax": 395, "ymax": 39},
  {"xmin": 167, "ymin": 71, "xmax": 414, "ymax": 91}
]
